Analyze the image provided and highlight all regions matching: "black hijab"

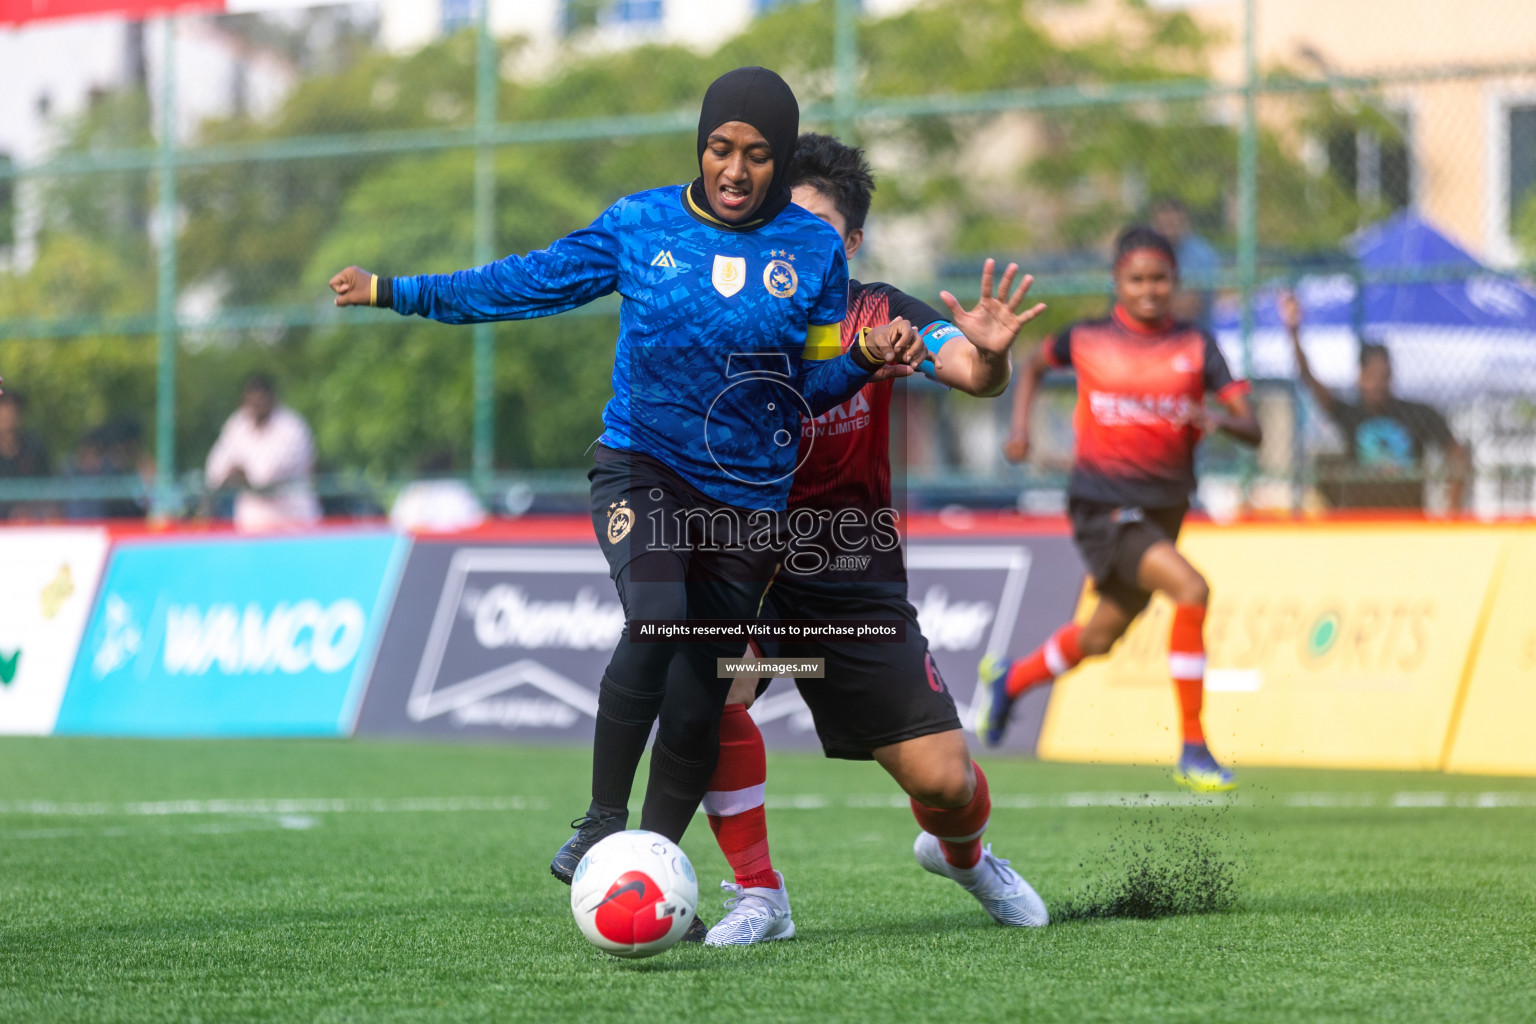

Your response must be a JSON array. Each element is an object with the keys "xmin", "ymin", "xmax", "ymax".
[{"xmin": 688, "ymin": 67, "xmax": 799, "ymax": 229}]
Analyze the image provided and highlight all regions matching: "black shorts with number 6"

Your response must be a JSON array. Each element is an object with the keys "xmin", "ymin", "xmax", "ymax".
[{"xmin": 752, "ymin": 575, "xmax": 962, "ymax": 761}]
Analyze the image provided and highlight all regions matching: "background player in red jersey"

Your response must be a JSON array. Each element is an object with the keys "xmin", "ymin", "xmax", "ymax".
[
  {"xmin": 697, "ymin": 133, "xmax": 1050, "ymax": 946},
  {"xmin": 979, "ymin": 225, "xmax": 1262, "ymax": 792}
]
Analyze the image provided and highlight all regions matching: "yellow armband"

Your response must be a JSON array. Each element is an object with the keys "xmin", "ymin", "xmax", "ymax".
[{"xmin": 802, "ymin": 322, "xmax": 843, "ymax": 361}]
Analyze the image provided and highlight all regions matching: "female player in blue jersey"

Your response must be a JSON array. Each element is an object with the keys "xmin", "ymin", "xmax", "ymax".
[{"xmin": 330, "ymin": 69, "xmax": 926, "ymax": 884}]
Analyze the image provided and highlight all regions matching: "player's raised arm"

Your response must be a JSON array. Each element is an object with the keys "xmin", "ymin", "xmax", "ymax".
[
  {"xmin": 935, "ymin": 259, "xmax": 1047, "ymax": 398},
  {"xmin": 1280, "ymin": 291, "xmax": 1337, "ymax": 416},
  {"xmin": 328, "ymin": 206, "xmax": 623, "ymax": 324},
  {"xmin": 1003, "ymin": 340, "xmax": 1054, "ymax": 463}
]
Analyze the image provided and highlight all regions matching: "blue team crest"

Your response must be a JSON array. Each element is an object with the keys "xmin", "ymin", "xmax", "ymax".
[
  {"xmin": 713, "ymin": 255, "xmax": 746, "ymax": 297},
  {"xmin": 763, "ymin": 258, "xmax": 798, "ymax": 299}
]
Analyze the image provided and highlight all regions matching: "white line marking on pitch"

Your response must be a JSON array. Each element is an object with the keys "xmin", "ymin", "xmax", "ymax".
[
  {"xmin": 9, "ymin": 815, "xmax": 321, "ymax": 841},
  {"xmin": 2, "ymin": 791, "xmax": 1533, "ymax": 821},
  {"xmin": 0, "ymin": 796, "xmax": 546, "ymax": 817},
  {"xmin": 807, "ymin": 792, "xmax": 1536, "ymax": 810}
]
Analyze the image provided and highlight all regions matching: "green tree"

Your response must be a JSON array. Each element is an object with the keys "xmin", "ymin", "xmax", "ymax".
[
  {"xmin": 293, "ymin": 146, "xmax": 614, "ymax": 475},
  {"xmin": 0, "ymin": 235, "xmax": 156, "ymax": 464},
  {"xmin": 1515, "ymin": 193, "xmax": 1536, "ymax": 261},
  {"xmin": 5, "ymin": 0, "xmax": 1379, "ymax": 487}
]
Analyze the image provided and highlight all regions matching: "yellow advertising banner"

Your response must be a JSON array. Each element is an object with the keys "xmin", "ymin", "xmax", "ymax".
[
  {"xmin": 1443, "ymin": 529, "xmax": 1536, "ymax": 776},
  {"xmin": 1037, "ymin": 524, "xmax": 1509, "ymax": 771}
]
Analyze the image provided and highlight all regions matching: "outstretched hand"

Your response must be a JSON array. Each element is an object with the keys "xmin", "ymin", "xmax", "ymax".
[
  {"xmin": 329, "ymin": 266, "xmax": 376, "ymax": 307},
  {"xmin": 939, "ymin": 259, "xmax": 1047, "ymax": 355}
]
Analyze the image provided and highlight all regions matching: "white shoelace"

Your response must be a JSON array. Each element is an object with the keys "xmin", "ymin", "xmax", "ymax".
[
  {"xmin": 720, "ymin": 881, "xmax": 781, "ymax": 918},
  {"xmin": 973, "ymin": 845, "xmax": 1023, "ymax": 892}
]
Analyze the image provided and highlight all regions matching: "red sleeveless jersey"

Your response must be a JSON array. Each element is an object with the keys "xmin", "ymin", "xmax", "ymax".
[{"xmin": 1046, "ymin": 305, "xmax": 1249, "ymax": 508}]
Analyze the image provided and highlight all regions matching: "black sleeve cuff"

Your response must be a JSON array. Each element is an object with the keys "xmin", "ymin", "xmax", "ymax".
[
  {"xmin": 848, "ymin": 327, "xmax": 881, "ymax": 373},
  {"xmin": 374, "ymin": 275, "xmax": 393, "ymax": 309}
]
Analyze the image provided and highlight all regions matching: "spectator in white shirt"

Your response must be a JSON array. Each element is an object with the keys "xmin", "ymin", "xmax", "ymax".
[{"xmin": 204, "ymin": 374, "xmax": 321, "ymax": 532}]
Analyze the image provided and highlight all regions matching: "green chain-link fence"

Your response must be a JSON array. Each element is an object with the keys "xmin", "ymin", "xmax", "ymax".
[{"xmin": 2, "ymin": 0, "xmax": 1534, "ymax": 521}]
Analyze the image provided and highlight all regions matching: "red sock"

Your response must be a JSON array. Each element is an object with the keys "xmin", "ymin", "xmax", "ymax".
[
  {"xmin": 909, "ymin": 762, "xmax": 991, "ymax": 869},
  {"xmin": 1169, "ymin": 604, "xmax": 1207, "ymax": 745},
  {"xmin": 1005, "ymin": 623, "xmax": 1084, "ymax": 698},
  {"xmin": 702, "ymin": 703, "xmax": 778, "ymax": 890}
]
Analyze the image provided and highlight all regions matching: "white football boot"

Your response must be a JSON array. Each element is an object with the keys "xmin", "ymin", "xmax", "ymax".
[
  {"xmin": 703, "ymin": 871, "xmax": 796, "ymax": 946},
  {"xmin": 913, "ymin": 832, "xmax": 1049, "ymax": 927}
]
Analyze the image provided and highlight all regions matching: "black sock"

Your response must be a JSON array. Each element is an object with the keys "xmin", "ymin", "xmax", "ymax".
[
  {"xmin": 640, "ymin": 739, "xmax": 718, "ymax": 843},
  {"xmin": 589, "ymin": 674, "xmax": 665, "ymax": 814}
]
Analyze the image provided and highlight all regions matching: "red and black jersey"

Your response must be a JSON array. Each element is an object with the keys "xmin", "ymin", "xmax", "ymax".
[
  {"xmin": 782, "ymin": 280, "xmax": 958, "ymax": 587},
  {"xmin": 788, "ymin": 280, "xmax": 956, "ymax": 512},
  {"xmin": 1047, "ymin": 304, "xmax": 1250, "ymax": 508}
]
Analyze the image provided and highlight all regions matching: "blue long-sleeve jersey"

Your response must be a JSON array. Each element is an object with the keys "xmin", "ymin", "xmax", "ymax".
[{"xmin": 389, "ymin": 184, "xmax": 870, "ymax": 510}]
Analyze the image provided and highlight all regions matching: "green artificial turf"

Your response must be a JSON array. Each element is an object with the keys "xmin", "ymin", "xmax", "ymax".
[{"xmin": 2, "ymin": 738, "xmax": 1534, "ymax": 1023}]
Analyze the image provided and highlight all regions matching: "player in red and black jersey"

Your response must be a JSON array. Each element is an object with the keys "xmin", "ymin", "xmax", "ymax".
[
  {"xmin": 696, "ymin": 134, "xmax": 1051, "ymax": 945},
  {"xmin": 977, "ymin": 225, "xmax": 1262, "ymax": 792}
]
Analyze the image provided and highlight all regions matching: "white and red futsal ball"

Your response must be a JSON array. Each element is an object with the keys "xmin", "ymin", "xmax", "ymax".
[{"xmin": 570, "ymin": 830, "xmax": 698, "ymax": 958}]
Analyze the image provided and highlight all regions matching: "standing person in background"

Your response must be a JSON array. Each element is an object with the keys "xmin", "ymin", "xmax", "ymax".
[
  {"xmin": 0, "ymin": 389, "xmax": 53, "ymax": 521},
  {"xmin": 1281, "ymin": 292, "xmax": 1468, "ymax": 510},
  {"xmin": 204, "ymin": 374, "xmax": 322, "ymax": 532},
  {"xmin": 987, "ymin": 226, "xmax": 1262, "ymax": 792},
  {"xmin": 1150, "ymin": 198, "xmax": 1220, "ymax": 331}
]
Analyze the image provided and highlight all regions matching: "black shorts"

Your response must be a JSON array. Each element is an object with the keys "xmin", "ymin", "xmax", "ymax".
[
  {"xmin": 1069, "ymin": 499, "xmax": 1187, "ymax": 617},
  {"xmin": 754, "ymin": 576, "xmax": 962, "ymax": 761},
  {"xmin": 588, "ymin": 444, "xmax": 780, "ymax": 589}
]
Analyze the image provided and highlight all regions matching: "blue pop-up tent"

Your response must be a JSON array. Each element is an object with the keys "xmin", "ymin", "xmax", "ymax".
[{"xmin": 1213, "ymin": 211, "xmax": 1536, "ymax": 399}]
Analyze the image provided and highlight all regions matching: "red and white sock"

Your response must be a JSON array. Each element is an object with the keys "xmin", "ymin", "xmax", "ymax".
[
  {"xmin": 1169, "ymin": 603, "xmax": 1207, "ymax": 746},
  {"xmin": 1005, "ymin": 622, "xmax": 1084, "ymax": 698},
  {"xmin": 909, "ymin": 762, "xmax": 991, "ymax": 869},
  {"xmin": 702, "ymin": 702, "xmax": 779, "ymax": 890}
]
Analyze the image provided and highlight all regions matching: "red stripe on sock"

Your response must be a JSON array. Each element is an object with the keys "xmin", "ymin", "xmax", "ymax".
[
  {"xmin": 707, "ymin": 703, "xmax": 766, "ymax": 793},
  {"xmin": 1175, "ymin": 679, "xmax": 1204, "ymax": 744},
  {"xmin": 1057, "ymin": 622, "xmax": 1083, "ymax": 664},
  {"xmin": 1004, "ymin": 650, "xmax": 1050, "ymax": 698},
  {"xmin": 707, "ymin": 806, "xmax": 775, "ymax": 885},
  {"xmin": 1170, "ymin": 604, "xmax": 1206, "ymax": 745},
  {"xmin": 910, "ymin": 762, "xmax": 991, "ymax": 869},
  {"xmin": 1006, "ymin": 622, "xmax": 1084, "ymax": 698},
  {"xmin": 706, "ymin": 703, "xmax": 775, "ymax": 886}
]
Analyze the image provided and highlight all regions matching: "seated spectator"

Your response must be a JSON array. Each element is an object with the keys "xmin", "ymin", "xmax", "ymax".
[
  {"xmin": 64, "ymin": 428, "xmax": 111, "ymax": 521},
  {"xmin": 64, "ymin": 421, "xmax": 148, "ymax": 521},
  {"xmin": 1282, "ymin": 293, "xmax": 1469, "ymax": 510},
  {"xmin": 204, "ymin": 374, "xmax": 321, "ymax": 532},
  {"xmin": 0, "ymin": 389, "xmax": 53, "ymax": 521},
  {"xmin": 99, "ymin": 418, "xmax": 153, "ymax": 518}
]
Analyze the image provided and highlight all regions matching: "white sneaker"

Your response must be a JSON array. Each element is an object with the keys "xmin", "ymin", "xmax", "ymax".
[
  {"xmin": 703, "ymin": 871, "xmax": 796, "ymax": 946},
  {"xmin": 913, "ymin": 832, "xmax": 1049, "ymax": 927}
]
